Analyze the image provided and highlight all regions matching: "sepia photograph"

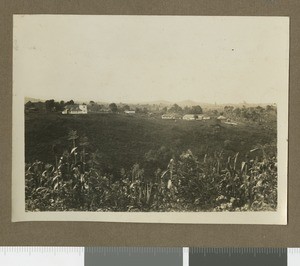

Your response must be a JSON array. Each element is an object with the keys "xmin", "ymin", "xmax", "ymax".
[{"xmin": 12, "ymin": 15, "xmax": 289, "ymax": 223}]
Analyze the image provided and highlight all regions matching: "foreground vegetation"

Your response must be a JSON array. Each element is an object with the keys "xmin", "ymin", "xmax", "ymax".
[
  {"xmin": 25, "ymin": 103, "xmax": 277, "ymax": 212},
  {"xmin": 25, "ymin": 131, "xmax": 277, "ymax": 212}
]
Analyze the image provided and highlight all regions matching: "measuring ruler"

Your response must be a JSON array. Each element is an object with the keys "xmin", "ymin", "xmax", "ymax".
[{"xmin": 0, "ymin": 247, "xmax": 299, "ymax": 265}]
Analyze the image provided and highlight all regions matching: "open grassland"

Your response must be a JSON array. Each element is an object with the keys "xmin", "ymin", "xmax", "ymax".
[{"xmin": 25, "ymin": 112, "xmax": 276, "ymax": 173}]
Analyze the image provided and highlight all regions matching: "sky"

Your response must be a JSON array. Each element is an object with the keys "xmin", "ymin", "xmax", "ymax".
[{"xmin": 13, "ymin": 15, "xmax": 289, "ymax": 104}]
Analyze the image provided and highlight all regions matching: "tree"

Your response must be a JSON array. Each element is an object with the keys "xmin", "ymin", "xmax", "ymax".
[
  {"xmin": 89, "ymin": 103, "xmax": 101, "ymax": 112},
  {"xmin": 65, "ymin": 100, "xmax": 75, "ymax": 105},
  {"xmin": 266, "ymin": 105, "xmax": 274, "ymax": 112},
  {"xmin": 123, "ymin": 104, "xmax": 130, "ymax": 111},
  {"xmin": 168, "ymin": 104, "xmax": 183, "ymax": 114},
  {"xmin": 190, "ymin": 105, "xmax": 203, "ymax": 114},
  {"xmin": 183, "ymin": 106, "xmax": 190, "ymax": 114},
  {"xmin": 143, "ymin": 107, "xmax": 149, "ymax": 114},
  {"xmin": 234, "ymin": 107, "xmax": 241, "ymax": 116},
  {"xmin": 109, "ymin": 103, "xmax": 118, "ymax": 113},
  {"xmin": 224, "ymin": 106, "xmax": 234, "ymax": 113},
  {"xmin": 45, "ymin": 99, "xmax": 55, "ymax": 112},
  {"xmin": 57, "ymin": 101, "xmax": 65, "ymax": 112},
  {"xmin": 25, "ymin": 101, "xmax": 34, "ymax": 108},
  {"xmin": 54, "ymin": 101, "xmax": 64, "ymax": 112}
]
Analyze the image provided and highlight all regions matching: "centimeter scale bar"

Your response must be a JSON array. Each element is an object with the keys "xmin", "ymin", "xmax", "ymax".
[{"xmin": 0, "ymin": 247, "xmax": 299, "ymax": 266}]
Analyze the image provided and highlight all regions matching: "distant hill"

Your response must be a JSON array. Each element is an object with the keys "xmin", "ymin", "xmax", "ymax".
[
  {"xmin": 127, "ymin": 100, "xmax": 173, "ymax": 106},
  {"xmin": 131, "ymin": 99, "xmax": 205, "ymax": 107},
  {"xmin": 176, "ymin": 100, "xmax": 199, "ymax": 107},
  {"xmin": 24, "ymin": 96, "xmax": 275, "ymax": 109},
  {"xmin": 147, "ymin": 100, "xmax": 173, "ymax": 106}
]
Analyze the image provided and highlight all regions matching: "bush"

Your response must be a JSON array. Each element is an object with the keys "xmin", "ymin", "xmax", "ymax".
[{"xmin": 25, "ymin": 132, "xmax": 277, "ymax": 212}]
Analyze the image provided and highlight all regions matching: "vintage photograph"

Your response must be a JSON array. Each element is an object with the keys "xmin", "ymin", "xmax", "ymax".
[{"xmin": 12, "ymin": 15, "xmax": 289, "ymax": 223}]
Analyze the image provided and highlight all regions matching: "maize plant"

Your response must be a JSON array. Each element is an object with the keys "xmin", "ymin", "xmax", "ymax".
[{"xmin": 25, "ymin": 132, "xmax": 277, "ymax": 212}]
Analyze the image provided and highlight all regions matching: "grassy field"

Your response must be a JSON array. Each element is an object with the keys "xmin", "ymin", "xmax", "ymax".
[
  {"xmin": 25, "ymin": 112, "xmax": 277, "ymax": 212},
  {"xmin": 25, "ymin": 112, "xmax": 276, "ymax": 177}
]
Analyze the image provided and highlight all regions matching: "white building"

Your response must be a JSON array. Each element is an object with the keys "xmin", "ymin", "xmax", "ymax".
[
  {"xmin": 124, "ymin": 110, "xmax": 136, "ymax": 114},
  {"xmin": 62, "ymin": 104, "xmax": 88, "ymax": 114},
  {"xmin": 183, "ymin": 114, "xmax": 203, "ymax": 120}
]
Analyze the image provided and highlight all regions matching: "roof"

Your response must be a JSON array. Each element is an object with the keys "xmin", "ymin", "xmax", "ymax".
[
  {"xmin": 183, "ymin": 114, "xmax": 202, "ymax": 118},
  {"xmin": 64, "ymin": 104, "xmax": 85, "ymax": 112},
  {"xmin": 125, "ymin": 110, "xmax": 135, "ymax": 113}
]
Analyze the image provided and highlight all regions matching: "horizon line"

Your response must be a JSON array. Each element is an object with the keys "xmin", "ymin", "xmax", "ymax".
[{"xmin": 24, "ymin": 96, "xmax": 276, "ymax": 106}]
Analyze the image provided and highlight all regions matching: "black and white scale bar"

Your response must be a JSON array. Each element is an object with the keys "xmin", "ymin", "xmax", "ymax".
[{"xmin": 0, "ymin": 247, "xmax": 299, "ymax": 265}]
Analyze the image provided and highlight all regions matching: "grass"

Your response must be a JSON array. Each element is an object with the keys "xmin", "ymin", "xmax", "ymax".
[
  {"xmin": 25, "ymin": 112, "xmax": 277, "ymax": 212},
  {"xmin": 25, "ymin": 112, "xmax": 276, "ymax": 178}
]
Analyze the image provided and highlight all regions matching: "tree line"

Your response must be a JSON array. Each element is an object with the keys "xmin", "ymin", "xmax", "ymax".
[
  {"xmin": 25, "ymin": 99, "xmax": 204, "ymax": 115},
  {"xmin": 25, "ymin": 99, "xmax": 276, "ymax": 124}
]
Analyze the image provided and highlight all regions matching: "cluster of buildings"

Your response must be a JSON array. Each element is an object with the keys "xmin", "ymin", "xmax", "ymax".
[
  {"xmin": 161, "ymin": 114, "xmax": 238, "ymax": 125},
  {"xmin": 61, "ymin": 104, "xmax": 137, "ymax": 115},
  {"xmin": 216, "ymin": 115, "xmax": 238, "ymax": 125},
  {"xmin": 161, "ymin": 113, "xmax": 211, "ymax": 121},
  {"xmin": 124, "ymin": 110, "xmax": 136, "ymax": 114},
  {"xmin": 62, "ymin": 104, "xmax": 88, "ymax": 114},
  {"xmin": 60, "ymin": 105, "xmax": 237, "ymax": 126}
]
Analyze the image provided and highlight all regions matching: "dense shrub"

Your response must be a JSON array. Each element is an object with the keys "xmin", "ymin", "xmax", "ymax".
[{"xmin": 25, "ymin": 132, "xmax": 277, "ymax": 212}]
